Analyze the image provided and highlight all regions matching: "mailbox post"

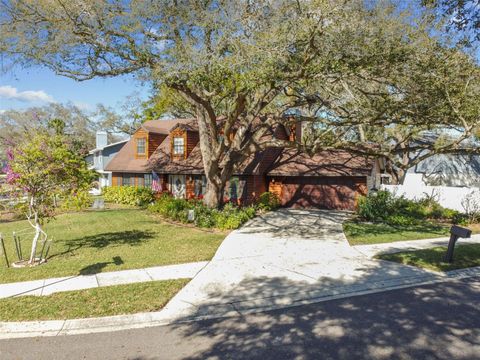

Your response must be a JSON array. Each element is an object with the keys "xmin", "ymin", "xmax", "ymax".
[{"xmin": 444, "ymin": 225, "xmax": 472, "ymax": 263}]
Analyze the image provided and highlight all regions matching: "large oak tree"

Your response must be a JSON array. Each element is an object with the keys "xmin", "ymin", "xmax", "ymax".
[{"xmin": 1, "ymin": 0, "xmax": 479, "ymax": 207}]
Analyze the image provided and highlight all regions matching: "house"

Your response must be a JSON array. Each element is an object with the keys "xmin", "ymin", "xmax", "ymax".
[
  {"xmin": 85, "ymin": 131, "xmax": 128, "ymax": 194},
  {"xmin": 105, "ymin": 119, "xmax": 383, "ymax": 210},
  {"xmin": 403, "ymin": 152, "xmax": 480, "ymax": 188}
]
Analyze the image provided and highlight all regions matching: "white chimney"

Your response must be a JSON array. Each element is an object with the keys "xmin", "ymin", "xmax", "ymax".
[{"xmin": 96, "ymin": 131, "xmax": 108, "ymax": 149}]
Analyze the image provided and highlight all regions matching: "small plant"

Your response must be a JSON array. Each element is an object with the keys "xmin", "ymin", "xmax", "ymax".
[
  {"xmin": 461, "ymin": 190, "xmax": 480, "ymax": 224},
  {"xmin": 256, "ymin": 192, "xmax": 281, "ymax": 211}
]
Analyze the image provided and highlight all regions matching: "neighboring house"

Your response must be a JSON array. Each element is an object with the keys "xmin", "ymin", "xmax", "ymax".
[
  {"xmin": 105, "ymin": 119, "xmax": 383, "ymax": 210},
  {"xmin": 86, "ymin": 131, "xmax": 128, "ymax": 194},
  {"xmin": 403, "ymin": 152, "xmax": 480, "ymax": 188}
]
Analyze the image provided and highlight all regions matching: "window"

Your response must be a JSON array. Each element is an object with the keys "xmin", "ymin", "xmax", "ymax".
[
  {"xmin": 194, "ymin": 176, "xmax": 206, "ymax": 197},
  {"xmin": 136, "ymin": 138, "xmax": 146, "ymax": 155},
  {"xmin": 122, "ymin": 174, "xmax": 134, "ymax": 186},
  {"xmin": 229, "ymin": 177, "xmax": 239, "ymax": 201},
  {"xmin": 144, "ymin": 173, "xmax": 153, "ymax": 188},
  {"xmin": 173, "ymin": 137, "xmax": 185, "ymax": 155}
]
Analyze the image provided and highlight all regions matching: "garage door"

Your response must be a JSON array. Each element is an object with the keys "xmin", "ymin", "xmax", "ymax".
[{"xmin": 269, "ymin": 176, "xmax": 366, "ymax": 210}]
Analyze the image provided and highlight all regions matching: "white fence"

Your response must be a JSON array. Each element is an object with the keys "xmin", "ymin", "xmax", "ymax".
[{"xmin": 381, "ymin": 183, "xmax": 479, "ymax": 212}]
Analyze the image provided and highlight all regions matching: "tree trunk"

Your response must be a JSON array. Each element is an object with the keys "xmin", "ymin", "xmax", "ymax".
[
  {"xmin": 29, "ymin": 216, "xmax": 41, "ymax": 265},
  {"xmin": 203, "ymin": 179, "xmax": 224, "ymax": 208}
]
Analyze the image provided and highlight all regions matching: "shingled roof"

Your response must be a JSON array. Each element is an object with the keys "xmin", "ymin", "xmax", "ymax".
[
  {"xmin": 106, "ymin": 118, "xmax": 375, "ymax": 178},
  {"xmin": 267, "ymin": 149, "xmax": 374, "ymax": 177},
  {"xmin": 141, "ymin": 118, "xmax": 196, "ymax": 134}
]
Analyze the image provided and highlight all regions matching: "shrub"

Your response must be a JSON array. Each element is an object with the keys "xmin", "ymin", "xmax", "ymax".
[
  {"xmin": 357, "ymin": 190, "xmax": 398, "ymax": 222},
  {"xmin": 256, "ymin": 192, "xmax": 280, "ymax": 211},
  {"xmin": 102, "ymin": 186, "xmax": 155, "ymax": 207},
  {"xmin": 61, "ymin": 191, "xmax": 93, "ymax": 210},
  {"xmin": 148, "ymin": 194, "xmax": 257, "ymax": 230},
  {"xmin": 357, "ymin": 190, "xmax": 459, "ymax": 225}
]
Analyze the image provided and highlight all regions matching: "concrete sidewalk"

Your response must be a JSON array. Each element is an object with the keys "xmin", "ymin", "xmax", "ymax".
[
  {"xmin": 0, "ymin": 261, "xmax": 208, "ymax": 299},
  {"xmin": 353, "ymin": 234, "xmax": 480, "ymax": 258}
]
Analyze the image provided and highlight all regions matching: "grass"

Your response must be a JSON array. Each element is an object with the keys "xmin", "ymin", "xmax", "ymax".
[
  {"xmin": 343, "ymin": 220, "xmax": 450, "ymax": 246},
  {"xmin": 0, "ymin": 208, "xmax": 226, "ymax": 283},
  {"xmin": 0, "ymin": 279, "xmax": 189, "ymax": 321},
  {"xmin": 378, "ymin": 244, "xmax": 480, "ymax": 272}
]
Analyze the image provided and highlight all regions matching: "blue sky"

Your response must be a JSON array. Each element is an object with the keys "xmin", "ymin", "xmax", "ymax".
[{"xmin": 0, "ymin": 64, "xmax": 150, "ymax": 113}]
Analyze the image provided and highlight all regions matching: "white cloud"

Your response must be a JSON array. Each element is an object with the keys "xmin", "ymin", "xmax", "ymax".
[{"xmin": 0, "ymin": 85, "xmax": 55, "ymax": 103}]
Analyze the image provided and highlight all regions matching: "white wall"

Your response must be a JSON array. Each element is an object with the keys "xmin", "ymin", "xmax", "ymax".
[{"xmin": 381, "ymin": 174, "xmax": 479, "ymax": 212}]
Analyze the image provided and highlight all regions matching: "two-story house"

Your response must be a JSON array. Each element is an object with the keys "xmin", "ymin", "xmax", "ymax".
[
  {"xmin": 105, "ymin": 119, "xmax": 382, "ymax": 210},
  {"xmin": 86, "ymin": 131, "xmax": 128, "ymax": 194}
]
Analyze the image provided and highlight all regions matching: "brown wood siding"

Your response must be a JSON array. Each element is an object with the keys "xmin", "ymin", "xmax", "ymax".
[
  {"xmin": 112, "ymin": 173, "xmax": 121, "ymax": 186},
  {"xmin": 186, "ymin": 131, "xmax": 199, "ymax": 157},
  {"xmin": 242, "ymin": 175, "xmax": 267, "ymax": 204},
  {"xmin": 148, "ymin": 133, "xmax": 166, "ymax": 158},
  {"xmin": 268, "ymin": 176, "xmax": 366, "ymax": 211}
]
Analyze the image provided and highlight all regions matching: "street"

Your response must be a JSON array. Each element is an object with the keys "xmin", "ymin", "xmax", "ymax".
[{"xmin": 1, "ymin": 276, "xmax": 479, "ymax": 360}]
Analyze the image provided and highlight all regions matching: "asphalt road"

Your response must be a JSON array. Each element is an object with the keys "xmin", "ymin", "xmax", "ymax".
[{"xmin": 1, "ymin": 277, "xmax": 479, "ymax": 360}]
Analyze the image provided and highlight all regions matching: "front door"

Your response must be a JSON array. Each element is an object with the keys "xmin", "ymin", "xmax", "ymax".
[{"xmin": 169, "ymin": 175, "xmax": 186, "ymax": 198}]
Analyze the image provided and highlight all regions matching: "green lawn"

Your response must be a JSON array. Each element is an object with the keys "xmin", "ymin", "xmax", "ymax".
[
  {"xmin": 343, "ymin": 221, "xmax": 450, "ymax": 246},
  {"xmin": 0, "ymin": 209, "xmax": 226, "ymax": 283},
  {"xmin": 0, "ymin": 279, "xmax": 189, "ymax": 321},
  {"xmin": 378, "ymin": 244, "xmax": 480, "ymax": 272}
]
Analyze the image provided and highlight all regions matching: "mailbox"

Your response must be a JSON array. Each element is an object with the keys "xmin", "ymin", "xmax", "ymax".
[
  {"xmin": 450, "ymin": 225, "xmax": 472, "ymax": 239},
  {"xmin": 444, "ymin": 225, "xmax": 472, "ymax": 263}
]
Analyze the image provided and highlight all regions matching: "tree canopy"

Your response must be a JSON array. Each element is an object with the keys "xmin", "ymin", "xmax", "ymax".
[
  {"xmin": 4, "ymin": 121, "xmax": 96, "ymax": 264},
  {"xmin": 1, "ymin": 0, "xmax": 479, "ymax": 206}
]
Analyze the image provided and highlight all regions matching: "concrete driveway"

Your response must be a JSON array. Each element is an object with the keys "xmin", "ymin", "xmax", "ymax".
[{"xmin": 161, "ymin": 209, "xmax": 435, "ymax": 321}]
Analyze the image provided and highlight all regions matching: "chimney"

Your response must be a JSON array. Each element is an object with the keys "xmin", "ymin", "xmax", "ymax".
[{"xmin": 96, "ymin": 131, "xmax": 108, "ymax": 149}]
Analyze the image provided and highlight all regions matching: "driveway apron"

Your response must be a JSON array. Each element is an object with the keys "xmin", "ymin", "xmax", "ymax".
[{"xmin": 161, "ymin": 209, "xmax": 435, "ymax": 321}]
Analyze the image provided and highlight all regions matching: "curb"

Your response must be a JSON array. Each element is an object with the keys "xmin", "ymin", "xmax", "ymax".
[{"xmin": 1, "ymin": 266, "xmax": 479, "ymax": 340}]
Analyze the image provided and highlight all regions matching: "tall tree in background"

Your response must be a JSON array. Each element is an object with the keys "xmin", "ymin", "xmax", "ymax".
[
  {"xmin": 0, "ymin": 102, "xmax": 130, "ymax": 162},
  {"xmin": 1, "ymin": 0, "xmax": 479, "ymax": 207}
]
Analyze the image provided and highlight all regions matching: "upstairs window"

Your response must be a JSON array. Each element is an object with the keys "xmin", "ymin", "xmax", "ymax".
[
  {"xmin": 173, "ymin": 137, "xmax": 185, "ymax": 155},
  {"xmin": 136, "ymin": 138, "xmax": 146, "ymax": 156}
]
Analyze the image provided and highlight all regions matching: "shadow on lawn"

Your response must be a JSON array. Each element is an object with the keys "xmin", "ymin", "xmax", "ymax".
[
  {"xmin": 48, "ymin": 230, "xmax": 155, "ymax": 260},
  {"xmin": 79, "ymin": 256, "xmax": 124, "ymax": 275}
]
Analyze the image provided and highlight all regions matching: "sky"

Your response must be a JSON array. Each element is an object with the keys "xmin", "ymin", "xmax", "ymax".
[{"xmin": 0, "ymin": 64, "xmax": 150, "ymax": 114}]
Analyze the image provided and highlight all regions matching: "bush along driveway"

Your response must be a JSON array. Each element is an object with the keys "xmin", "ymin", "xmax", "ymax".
[{"xmin": 344, "ymin": 190, "xmax": 477, "ymax": 246}]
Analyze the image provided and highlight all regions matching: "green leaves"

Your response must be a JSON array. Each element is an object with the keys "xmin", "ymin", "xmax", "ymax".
[{"xmin": 7, "ymin": 129, "xmax": 96, "ymax": 221}]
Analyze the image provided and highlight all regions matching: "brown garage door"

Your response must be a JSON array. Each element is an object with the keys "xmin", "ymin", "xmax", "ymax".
[{"xmin": 269, "ymin": 176, "xmax": 366, "ymax": 211}]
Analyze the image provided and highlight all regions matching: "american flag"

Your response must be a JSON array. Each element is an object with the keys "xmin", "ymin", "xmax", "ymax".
[{"xmin": 152, "ymin": 171, "xmax": 162, "ymax": 193}]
